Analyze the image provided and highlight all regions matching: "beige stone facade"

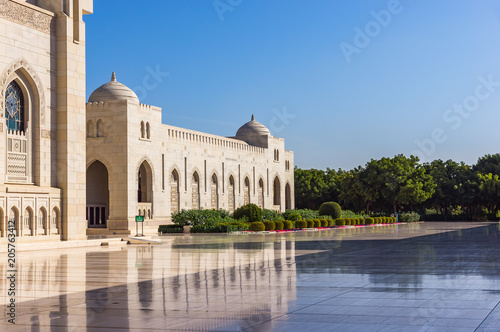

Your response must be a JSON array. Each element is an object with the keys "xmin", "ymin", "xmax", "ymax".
[
  {"xmin": 0, "ymin": 0, "xmax": 294, "ymax": 240},
  {"xmin": 0, "ymin": 0, "xmax": 92, "ymax": 243},
  {"xmin": 86, "ymin": 75, "xmax": 295, "ymax": 234}
]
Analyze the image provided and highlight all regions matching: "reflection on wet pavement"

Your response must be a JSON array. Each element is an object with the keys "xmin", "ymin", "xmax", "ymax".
[{"xmin": 1, "ymin": 222, "xmax": 500, "ymax": 331}]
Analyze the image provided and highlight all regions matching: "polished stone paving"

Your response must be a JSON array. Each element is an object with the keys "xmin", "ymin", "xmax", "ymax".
[{"xmin": 1, "ymin": 222, "xmax": 500, "ymax": 331}]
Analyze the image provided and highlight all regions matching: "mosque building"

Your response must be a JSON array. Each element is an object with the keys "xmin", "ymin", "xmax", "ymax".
[{"xmin": 0, "ymin": 0, "xmax": 294, "ymax": 240}]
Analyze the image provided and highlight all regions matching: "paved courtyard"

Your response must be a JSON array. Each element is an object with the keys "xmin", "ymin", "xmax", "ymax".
[{"xmin": 1, "ymin": 222, "xmax": 500, "ymax": 331}]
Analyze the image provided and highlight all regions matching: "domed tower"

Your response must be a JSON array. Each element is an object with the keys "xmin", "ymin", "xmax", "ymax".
[
  {"xmin": 234, "ymin": 115, "xmax": 271, "ymax": 148},
  {"xmin": 88, "ymin": 72, "xmax": 139, "ymax": 103}
]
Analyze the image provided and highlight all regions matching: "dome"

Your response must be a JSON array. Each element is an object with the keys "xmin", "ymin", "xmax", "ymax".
[
  {"xmin": 88, "ymin": 72, "xmax": 139, "ymax": 103},
  {"xmin": 235, "ymin": 115, "xmax": 271, "ymax": 138}
]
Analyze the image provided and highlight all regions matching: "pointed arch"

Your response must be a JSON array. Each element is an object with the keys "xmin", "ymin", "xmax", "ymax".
[
  {"xmin": 228, "ymin": 174, "xmax": 236, "ymax": 213},
  {"xmin": 50, "ymin": 206, "xmax": 60, "ymax": 235},
  {"xmin": 23, "ymin": 206, "xmax": 34, "ymax": 236},
  {"xmin": 243, "ymin": 176, "xmax": 250, "ymax": 205},
  {"xmin": 96, "ymin": 119, "xmax": 104, "ymax": 137},
  {"xmin": 170, "ymin": 169, "xmax": 180, "ymax": 214},
  {"xmin": 38, "ymin": 206, "xmax": 47, "ymax": 235},
  {"xmin": 285, "ymin": 182, "xmax": 292, "ymax": 210},
  {"xmin": 138, "ymin": 159, "xmax": 154, "ymax": 203},
  {"xmin": 87, "ymin": 120, "xmax": 94, "ymax": 137},
  {"xmin": 1, "ymin": 58, "xmax": 45, "ymax": 185},
  {"xmin": 87, "ymin": 160, "xmax": 109, "ymax": 228},
  {"xmin": 273, "ymin": 176, "xmax": 281, "ymax": 208},
  {"xmin": 0, "ymin": 58, "xmax": 46, "ymax": 125},
  {"xmin": 192, "ymin": 171, "xmax": 200, "ymax": 210},
  {"xmin": 211, "ymin": 173, "xmax": 219, "ymax": 209},
  {"xmin": 9, "ymin": 206, "xmax": 19, "ymax": 236},
  {"xmin": 258, "ymin": 177, "xmax": 265, "ymax": 209}
]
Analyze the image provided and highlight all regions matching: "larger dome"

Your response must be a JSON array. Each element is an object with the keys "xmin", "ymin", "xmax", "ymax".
[
  {"xmin": 235, "ymin": 115, "xmax": 271, "ymax": 138},
  {"xmin": 88, "ymin": 72, "xmax": 139, "ymax": 103}
]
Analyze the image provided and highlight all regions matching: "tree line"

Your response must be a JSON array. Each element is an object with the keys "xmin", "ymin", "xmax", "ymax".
[{"xmin": 295, "ymin": 153, "xmax": 500, "ymax": 220}]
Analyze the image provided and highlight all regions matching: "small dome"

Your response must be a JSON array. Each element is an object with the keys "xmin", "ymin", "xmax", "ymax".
[
  {"xmin": 235, "ymin": 114, "xmax": 271, "ymax": 138},
  {"xmin": 88, "ymin": 72, "xmax": 139, "ymax": 103}
]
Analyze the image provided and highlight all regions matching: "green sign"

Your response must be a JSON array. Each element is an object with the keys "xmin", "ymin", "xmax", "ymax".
[{"xmin": 135, "ymin": 216, "xmax": 144, "ymax": 222}]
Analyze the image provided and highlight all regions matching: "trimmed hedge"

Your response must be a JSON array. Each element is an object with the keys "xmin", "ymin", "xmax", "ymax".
[
  {"xmin": 249, "ymin": 222, "xmax": 265, "ymax": 231},
  {"xmin": 295, "ymin": 220, "xmax": 307, "ymax": 229},
  {"xmin": 335, "ymin": 219, "xmax": 345, "ymax": 226},
  {"xmin": 283, "ymin": 220, "xmax": 293, "ymax": 230},
  {"xmin": 313, "ymin": 219, "xmax": 321, "ymax": 228},
  {"xmin": 158, "ymin": 225, "xmax": 183, "ymax": 233},
  {"xmin": 191, "ymin": 222, "xmax": 249, "ymax": 233},
  {"xmin": 275, "ymin": 221, "xmax": 284, "ymax": 230},
  {"xmin": 365, "ymin": 217, "xmax": 374, "ymax": 225},
  {"xmin": 318, "ymin": 202, "xmax": 342, "ymax": 219},
  {"xmin": 320, "ymin": 219, "xmax": 329, "ymax": 227},
  {"xmin": 306, "ymin": 220, "xmax": 314, "ymax": 228},
  {"xmin": 263, "ymin": 221, "xmax": 275, "ymax": 231}
]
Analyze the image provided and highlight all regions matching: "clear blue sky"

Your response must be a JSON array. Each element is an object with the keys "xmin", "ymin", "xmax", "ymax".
[{"xmin": 84, "ymin": 0, "xmax": 500, "ymax": 170}]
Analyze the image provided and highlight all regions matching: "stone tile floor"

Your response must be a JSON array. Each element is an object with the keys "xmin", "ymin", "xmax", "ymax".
[{"xmin": 1, "ymin": 222, "xmax": 500, "ymax": 331}]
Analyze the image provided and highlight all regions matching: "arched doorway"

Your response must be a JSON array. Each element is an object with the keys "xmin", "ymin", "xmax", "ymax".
[
  {"xmin": 51, "ymin": 207, "xmax": 60, "ymax": 235},
  {"xmin": 258, "ymin": 179, "xmax": 264, "ymax": 209},
  {"xmin": 211, "ymin": 174, "xmax": 219, "ymax": 209},
  {"xmin": 285, "ymin": 183, "xmax": 291, "ymax": 210},
  {"xmin": 192, "ymin": 172, "xmax": 200, "ymax": 209},
  {"xmin": 86, "ymin": 160, "xmax": 109, "ymax": 228},
  {"xmin": 244, "ymin": 177, "xmax": 250, "ymax": 205},
  {"xmin": 273, "ymin": 177, "xmax": 281, "ymax": 209},
  {"xmin": 228, "ymin": 175, "xmax": 235, "ymax": 213},
  {"xmin": 170, "ymin": 170, "xmax": 180, "ymax": 214}
]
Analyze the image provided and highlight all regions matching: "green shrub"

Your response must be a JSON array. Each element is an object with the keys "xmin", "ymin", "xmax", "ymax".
[
  {"xmin": 344, "ymin": 218, "xmax": 350, "ymax": 226},
  {"xmin": 306, "ymin": 220, "xmax": 314, "ymax": 228},
  {"xmin": 295, "ymin": 220, "xmax": 307, "ymax": 228},
  {"xmin": 171, "ymin": 209, "xmax": 232, "ymax": 226},
  {"xmin": 274, "ymin": 221, "xmax": 284, "ymax": 230},
  {"xmin": 328, "ymin": 219, "xmax": 334, "ymax": 226},
  {"xmin": 313, "ymin": 219, "xmax": 321, "ymax": 227},
  {"xmin": 284, "ymin": 209, "xmax": 319, "ymax": 220},
  {"xmin": 158, "ymin": 225, "xmax": 183, "ymax": 233},
  {"xmin": 320, "ymin": 219, "xmax": 329, "ymax": 227},
  {"xmin": 249, "ymin": 222, "xmax": 265, "ymax": 231},
  {"xmin": 263, "ymin": 221, "xmax": 275, "ymax": 231},
  {"xmin": 392, "ymin": 217, "xmax": 397, "ymax": 223},
  {"xmin": 335, "ymin": 219, "xmax": 345, "ymax": 226},
  {"xmin": 262, "ymin": 209, "xmax": 284, "ymax": 221},
  {"xmin": 283, "ymin": 220, "xmax": 293, "ymax": 230},
  {"xmin": 365, "ymin": 217, "xmax": 374, "ymax": 225},
  {"xmin": 190, "ymin": 222, "xmax": 249, "ymax": 233},
  {"xmin": 359, "ymin": 218, "xmax": 365, "ymax": 225},
  {"xmin": 318, "ymin": 202, "xmax": 342, "ymax": 219},
  {"xmin": 399, "ymin": 212, "xmax": 420, "ymax": 223},
  {"xmin": 287, "ymin": 212, "xmax": 302, "ymax": 221},
  {"xmin": 233, "ymin": 204, "xmax": 262, "ymax": 222},
  {"xmin": 342, "ymin": 210, "xmax": 370, "ymax": 218}
]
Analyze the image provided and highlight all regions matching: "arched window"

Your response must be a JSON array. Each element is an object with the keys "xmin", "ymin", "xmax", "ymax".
[
  {"xmin": 211, "ymin": 174, "xmax": 219, "ymax": 209},
  {"xmin": 146, "ymin": 122, "xmax": 150, "ymax": 139},
  {"xmin": 140, "ymin": 121, "xmax": 145, "ymax": 138},
  {"xmin": 171, "ymin": 170, "xmax": 180, "ymax": 214},
  {"xmin": 86, "ymin": 120, "xmax": 94, "ymax": 138},
  {"xmin": 244, "ymin": 177, "xmax": 250, "ymax": 205},
  {"xmin": 5, "ymin": 81, "xmax": 24, "ymax": 132},
  {"xmin": 228, "ymin": 175, "xmax": 235, "ymax": 213},
  {"xmin": 96, "ymin": 119, "xmax": 104, "ymax": 137},
  {"xmin": 192, "ymin": 172, "xmax": 200, "ymax": 209},
  {"xmin": 273, "ymin": 177, "xmax": 281, "ymax": 207},
  {"xmin": 258, "ymin": 179, "xmax": 264, "ymax": 209}
]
